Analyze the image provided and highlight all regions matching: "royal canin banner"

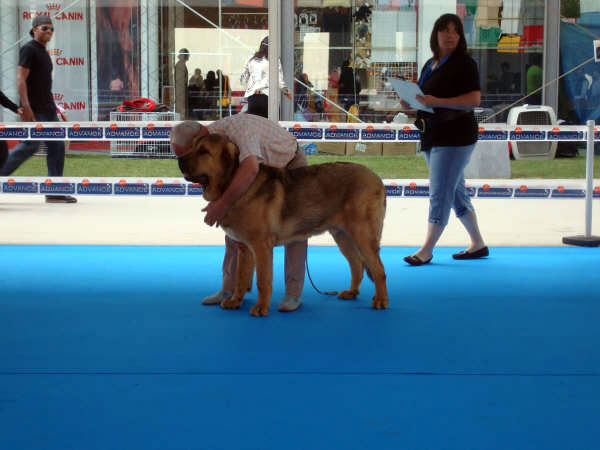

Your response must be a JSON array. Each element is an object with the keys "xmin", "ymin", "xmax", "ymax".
[{"xmin": 20, "ymin": 2, "xmax": 89, "ymax": 121}]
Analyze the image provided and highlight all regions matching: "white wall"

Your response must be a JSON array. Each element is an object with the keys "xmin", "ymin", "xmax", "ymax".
[
  {"xmin": 580, "ymin": 0, "xmax": 600, "ymax": 13},
  {"xmin": 175, "ymin": 28, "xmax": 267, "ymax": 91},
  {"xmin": 302, "ymin": 32, "xmax": 330, "ymax": 91},
  {"xmin": 417, "ymin": 0, "xmax": 456, "ymax": 69}
]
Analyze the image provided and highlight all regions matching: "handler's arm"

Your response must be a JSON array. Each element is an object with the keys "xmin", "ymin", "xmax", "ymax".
[
  {"xmin": 202, "ymin": 155, "xmax": 259, "ymax": 226},
  {"xmin": 17, "ymin": 66, "xmax": 34, "ymax": 121},
  {"xmin": 416, "ymin": 90, "xmax": 481, "ymax": 110}
]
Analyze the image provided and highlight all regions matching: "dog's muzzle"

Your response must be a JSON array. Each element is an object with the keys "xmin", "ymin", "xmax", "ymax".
[{"xmin": 186, "ymin": 174, "xmax": 209, "ymax": 186}]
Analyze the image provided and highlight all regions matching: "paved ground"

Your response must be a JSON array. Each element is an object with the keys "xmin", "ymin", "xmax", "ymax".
[{"xmin": 2, "ymin": 187, "xmax": 599, "ymax": 246}]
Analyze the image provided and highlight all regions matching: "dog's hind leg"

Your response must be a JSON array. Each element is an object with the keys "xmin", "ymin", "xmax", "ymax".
[
  {"xmin": 330, "ymin": 229, "xmax": 364, "ymax": 300},
  {"xmin": 249, "ymin": 242, "xmax": 274, "ymax": 317},
  {"xmin": 346, "ymin": 224, "xmax": 388, "ymax": 310},
  {"xmin": 221, "ymin": 243, "xmax": 254, "ymax": 310}
]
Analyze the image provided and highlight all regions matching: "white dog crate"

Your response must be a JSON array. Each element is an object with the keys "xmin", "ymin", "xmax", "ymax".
[
  {"xmin": 507, "ymin": 105, "xmax": 557, "ymax": 160},
  {"xmin": 109, "ymin": 111, "xmax": 179, "ymax": 158}
]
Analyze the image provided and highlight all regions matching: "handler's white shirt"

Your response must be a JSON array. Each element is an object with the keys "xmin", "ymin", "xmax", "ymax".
[{"xmin": 207, "ymin": 114, "xmax": 297, "ymax": 168}]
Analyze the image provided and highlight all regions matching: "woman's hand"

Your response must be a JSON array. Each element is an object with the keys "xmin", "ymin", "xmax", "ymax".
[
  {"xmin": 399, "ymin": 99, "xmax": 411, "ymax": 109},
  {"xmin": 415, "ymin": 94, "xmax": 440, "ymax": 108}
]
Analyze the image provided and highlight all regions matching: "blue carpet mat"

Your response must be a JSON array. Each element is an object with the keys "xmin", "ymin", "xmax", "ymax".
[{"xmin": 0, "ymin": 245, "xmax": 599, "ymax": 449}]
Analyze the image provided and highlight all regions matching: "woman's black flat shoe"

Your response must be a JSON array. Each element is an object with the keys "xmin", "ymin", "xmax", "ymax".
[
  {"xmin": 452, "ymin": 246, "xmax": 489, "ymax": 260},
  {"xmin": 403, "ymin": 255, "xmax": 433, "ymax": 266}
]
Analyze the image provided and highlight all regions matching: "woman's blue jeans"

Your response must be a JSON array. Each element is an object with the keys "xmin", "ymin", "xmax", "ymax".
[
  {"xmin": 0, "ymin": 109, "xmax": 65, "ymax": 177},
  {"xmin": 424, "ymin": 144, "xmax": 476, "ymax": 227}
]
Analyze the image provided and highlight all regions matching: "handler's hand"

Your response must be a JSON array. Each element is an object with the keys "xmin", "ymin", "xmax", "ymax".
[
  {"xmin": 21, "ymin": 105, "xmax": 35, "ymax": 122},
  {"xmin": 202, "ymin": 198, "xmax": 229, "ymax": 227},
  {"xmin": 415, "ymin": 94, "xmax": 439, "ymax": 108}
]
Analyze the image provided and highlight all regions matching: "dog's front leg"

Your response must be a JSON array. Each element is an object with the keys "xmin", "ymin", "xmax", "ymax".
[
  {"xmin": 221, "ymin": 243, "xmax": 254, "ymax": 310},
  {"xmin": 249, "ymin": 243, "xmax": 273, "ymax": 317}
]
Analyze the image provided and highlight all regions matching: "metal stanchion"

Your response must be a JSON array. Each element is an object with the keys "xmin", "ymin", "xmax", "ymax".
[{"xmin": 563, "ymin": 120, "xmax": 600, "ymax": 247}]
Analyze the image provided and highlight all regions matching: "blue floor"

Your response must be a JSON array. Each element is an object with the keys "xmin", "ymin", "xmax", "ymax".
[{"xmin": 1, "ymin": 245, "xmax": 599, "ymax": 449}]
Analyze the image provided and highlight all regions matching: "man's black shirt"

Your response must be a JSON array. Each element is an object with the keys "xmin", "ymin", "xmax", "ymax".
[{"xmin": 19, "ymin": 40, "xmax": 55, "ymax": 113}]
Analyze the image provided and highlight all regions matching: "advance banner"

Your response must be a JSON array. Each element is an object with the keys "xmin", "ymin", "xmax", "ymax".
[{"xmin": 20, "ymin": 2, "xmax": 89, "ymax": 122}]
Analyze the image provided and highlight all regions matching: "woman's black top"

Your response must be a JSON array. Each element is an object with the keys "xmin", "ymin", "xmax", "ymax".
[
  {"xmin": 416, "ymin": 51, "xmax": 480, "ymax": 151},
  {"xmin": 0, "ymin": 90, "xmax": 19, "ymax": 114}
]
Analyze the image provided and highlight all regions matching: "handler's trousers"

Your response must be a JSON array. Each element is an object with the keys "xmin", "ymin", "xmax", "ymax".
[{"xmin": 221, "ymin": 147, "xmax": 308, "ymax": 298}]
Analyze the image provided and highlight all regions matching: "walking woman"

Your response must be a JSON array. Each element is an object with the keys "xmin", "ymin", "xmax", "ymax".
[{"xmin": 403, "ymin": 13, "xmax": 488, "ymax": 265}]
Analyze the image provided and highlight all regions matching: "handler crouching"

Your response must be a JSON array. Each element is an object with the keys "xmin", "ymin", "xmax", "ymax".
[{"xmin": 170, "ymin": 115, "xmax": 307, "ymax": 312}]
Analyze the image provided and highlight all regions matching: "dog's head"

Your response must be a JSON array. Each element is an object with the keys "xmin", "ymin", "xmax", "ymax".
[{"xmin": 177, "ymin": 133, "xmax": 239, "ymax": 202}]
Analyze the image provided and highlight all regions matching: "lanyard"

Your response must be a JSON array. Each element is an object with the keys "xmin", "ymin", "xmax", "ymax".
[{"xmin": 418, "ymin": 53, "xmax": 452, "ymax": 88}]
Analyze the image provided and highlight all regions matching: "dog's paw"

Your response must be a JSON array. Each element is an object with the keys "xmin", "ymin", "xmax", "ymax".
[
  {"xmin": 221, "ymin": 296, "xmax": 243, "ymax": 310},
  {"xmin": 250, "ymin": 304, "xmax": 270, "ymax": 317},
  {"xmin": 371, "ymin": 295, "xmax": 388, "ymax": 310},
  {"xmin": 337, "ymin": 289, "xmax": 358, "ymax": 300}
]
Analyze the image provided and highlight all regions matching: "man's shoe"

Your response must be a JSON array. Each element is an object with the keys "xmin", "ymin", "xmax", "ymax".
[
  {"xmin": 45, "ymin": 195, "xmax": 77, "ymax": 204},
  {"xmin": 278, "ymin": 295, "xmax": 302, "ymax": 312},
  {"xmin": 202, "ymin": 289, "xmax": 232, "ymax": 305},
  {"xmin": 452, "ymin": 246, "xmax": 489, "ymax": 260}
]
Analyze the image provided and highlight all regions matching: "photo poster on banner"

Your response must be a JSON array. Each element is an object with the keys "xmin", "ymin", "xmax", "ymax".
[
  {"xmin": 96, "ymin": 0, "xmax": 141, "ymax": 120},
  {"xmin": 19, "ymin": 2, "xmax": 90, "ymax": 121}
]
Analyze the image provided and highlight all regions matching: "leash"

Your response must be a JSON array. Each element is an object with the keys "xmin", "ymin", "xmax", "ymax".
[{"xmin": 305, "ymin": 258, "xmax": 338, "ymax": 296}]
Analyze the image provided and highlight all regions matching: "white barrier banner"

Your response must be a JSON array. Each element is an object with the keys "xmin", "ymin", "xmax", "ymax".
[{"xmin": 20, "ymin": 2, "xmax": 89, "ymax": 122}]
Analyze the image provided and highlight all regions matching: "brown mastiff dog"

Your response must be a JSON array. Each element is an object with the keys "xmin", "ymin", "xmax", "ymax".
[{"xmin": 178, "ymin": 133, "xmax": 388, "ymax": 316}]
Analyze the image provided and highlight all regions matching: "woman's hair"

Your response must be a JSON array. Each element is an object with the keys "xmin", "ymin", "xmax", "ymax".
[
  {"xmin": 253, "ymin": 36, "xmax": 269, "ymax": 60},
  {"xmin": 429, "ymin": 13, "xmax": 467, "ymax": 60}
]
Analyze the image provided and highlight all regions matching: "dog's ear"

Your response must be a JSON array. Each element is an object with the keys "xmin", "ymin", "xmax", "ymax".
[
  {"xmin": 221, "ymin": 141, "xmax": 240, "ymax": 173},
  {"xmin": 191, "ymin": 134, "xmax": 204, "ymax": 151}
]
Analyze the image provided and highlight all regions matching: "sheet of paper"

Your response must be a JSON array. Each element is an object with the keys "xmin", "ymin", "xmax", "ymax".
[{"xmin": 388, "ymin": 77, "xmax": 434, "ymax": 113}]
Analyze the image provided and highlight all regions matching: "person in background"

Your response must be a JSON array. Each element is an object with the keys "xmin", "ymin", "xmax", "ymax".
[
  {"xmin": 170, "ymin": 115, "xmax": 307, "ymax": 313},
  {"xmin": 204, "ymin": 70, "xmax": 217, "ymax": 91},
  {"xmin": 189, "ymin": 68, "xmax": 204, "ymax": 90},
  {"xmin": 338, "ymin": 59, "xmax": 360, "ymax": 111},
  {"xmin": 240, "ymin": 36, "xmax": 292, "ymax": 118},
  {"xmin": 216, "ymin": 69, "xmax": 232, "ymax": 117},
  {"xmin": 294, "ymin": 72, "xmax": 312, "ymax": 119},
  {"xmin": 0, "ymin": 16, "xmax": 76, "ymax": 203},
  {"xmin": 499, "ymin": 62, "xmax": 515, "ymax": 93},
  {"xmin": 526, "ymin": 53, "xmax": 543, "ymax": 104},
  {"xmin": 0, "ymin": 90, "xmax": 24, "ymax": 169},
  {"xmin": 175, "ymin": 48, "xmax": 190, "ymax": 120},
  {"xmin": 402, "ymin": 13, "xmax": 487, "ymax": 266},
  {"xmin": 188, "ymin": 68, "xmax": 204, "ymax": 120}
]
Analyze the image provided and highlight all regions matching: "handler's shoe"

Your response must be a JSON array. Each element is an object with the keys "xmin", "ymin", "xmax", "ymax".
[
  {"xmin": 202, "ymin": 289, "xmax": 232, "ymax": 305},
  {"xmin": 278, "ymin": 295, "xmax": 302, "ymax": 312}
]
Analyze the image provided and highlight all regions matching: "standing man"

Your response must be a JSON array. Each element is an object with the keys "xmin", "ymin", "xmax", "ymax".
[
  {"xmin": 171, "ymin": 116, "xmax": 307, "ymax": 312},
  {"xmin": 175, "ymin": 48, "xmax": 190, "ymax": 120},
  {"xmin": 0, "ymin": 15, "xmax": 76, "ymax": 203}
]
